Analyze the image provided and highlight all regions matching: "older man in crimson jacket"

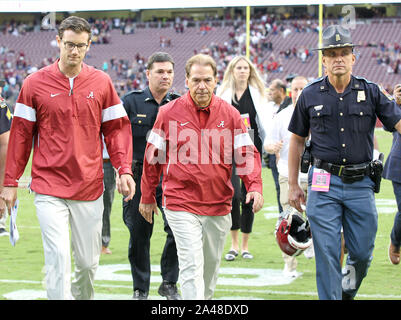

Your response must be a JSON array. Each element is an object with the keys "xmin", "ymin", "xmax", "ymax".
[{"xmin": 139, "ymin": 54, "xmax": 264, "ymax": 300}]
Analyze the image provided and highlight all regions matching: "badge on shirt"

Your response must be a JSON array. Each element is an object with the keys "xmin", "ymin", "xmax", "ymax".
[
  {"xmin": 357, "ymin": 90, "xmax": 366, "ymax": 103},
  {"xmin": 241, "ymin": 113, "xmax": 251, "ymax": 130},
  {"xmin": 311, "ymin": 168, "xmax": 331, "ymax": 192}
]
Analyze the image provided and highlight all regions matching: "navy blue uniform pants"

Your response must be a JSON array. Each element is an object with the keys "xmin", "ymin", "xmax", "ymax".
[
  {"xmin": 306, "ymin": 168, "xmax": 377, "ymax": 300},
  {"xmin": 390, "ymin": 181, "xmax": 401, "ymax": 247},
  {"xmin": 123, "ymin": 173, "xmax": 179, "ymax": 293},
  {"xmin": 102, "ymin": 161, "xmax": 115, "ymax": 247}
]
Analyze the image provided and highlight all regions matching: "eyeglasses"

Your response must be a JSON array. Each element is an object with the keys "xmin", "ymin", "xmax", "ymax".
[{"xmin": 62, "ymin": 41, "xmax": 88, "ymax": 52}]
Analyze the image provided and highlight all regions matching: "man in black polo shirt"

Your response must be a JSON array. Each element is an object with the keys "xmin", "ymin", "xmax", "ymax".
[
  {"xmin": 0, "ymin": 81, "xmax": 11, "ymax": 237},
  {"xmin": 287, "ymin": 25, "xmax": 401, "ymax": 300},
  {"xmin": 121, "ymin": 52, "xmax": 180, "ymax": 300}
]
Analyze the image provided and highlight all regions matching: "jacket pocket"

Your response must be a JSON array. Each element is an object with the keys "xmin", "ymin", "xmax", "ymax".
[
  {"xmin": 348, "ymin": 104, "xmax": 374, "ymax": 132},
  {"xmin": 131, "ymin": 114, "xmax": 152, "ymax": 137},
  {"xmin": 310, "ymin": 107, "xmax": 331, "ymax": 133}
]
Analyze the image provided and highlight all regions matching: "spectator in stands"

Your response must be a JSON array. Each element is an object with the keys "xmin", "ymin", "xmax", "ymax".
[{"xmin": 216, "ymin": 55, "xmax": 267, "ymax": 262}]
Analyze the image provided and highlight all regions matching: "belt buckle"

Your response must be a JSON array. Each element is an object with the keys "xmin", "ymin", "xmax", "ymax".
[{"xmin": 337, "ymin": 165, "xmax": 345, "ymax": 176}]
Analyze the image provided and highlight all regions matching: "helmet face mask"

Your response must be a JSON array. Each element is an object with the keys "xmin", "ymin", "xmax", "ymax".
[{"xmin": 276, "ymin": 208, "xmax": 313, "ymax": 257}]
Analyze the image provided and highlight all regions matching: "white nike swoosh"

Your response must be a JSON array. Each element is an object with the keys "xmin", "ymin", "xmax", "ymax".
[
  {"xmin": 50, "ymin": 93, "xmax": 61, "ymax": 97},
  {"xmin": 180, "ymin": 122, "xmax": 189, "ymax": 126}
]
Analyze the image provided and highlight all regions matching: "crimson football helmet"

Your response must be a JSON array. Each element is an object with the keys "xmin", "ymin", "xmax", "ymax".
[{"xmin": 276, "ymin": 207, "xmax": 313, "ymax": 256}]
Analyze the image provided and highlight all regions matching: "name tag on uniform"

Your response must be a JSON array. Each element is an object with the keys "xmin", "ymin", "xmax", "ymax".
[{"xmin": 311, "ymin": 168, "xmax": 331, "ymax": 192}]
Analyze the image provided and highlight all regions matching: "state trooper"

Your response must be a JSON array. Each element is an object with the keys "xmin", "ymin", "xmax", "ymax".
[
  {"xmin": 287, "ymin": 25, "xmax": 401, "ymax": 300},
  {"xmin": 121, "ymin": 52, "xmax": 180, "ymax": 300}
]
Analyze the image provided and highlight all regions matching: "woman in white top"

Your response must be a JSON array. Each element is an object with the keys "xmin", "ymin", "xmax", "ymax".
[{"xmin": 216, "ymin": 55, "xmax": 267, "ymax": 261}]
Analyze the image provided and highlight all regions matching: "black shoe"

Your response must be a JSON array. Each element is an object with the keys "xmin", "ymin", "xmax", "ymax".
[
  {"xmin": 132, "ymin": 289, "xmax": 148, "ymax": 300},
  {"xmin": 158, "ymin": 281, "xmax": 182, "ymax": 300},
  {"xmin": 342, "ymin": 291, "xmax": 354, "ymax": 300},
  {"xmin": 0, "ymin": 228, "xmax": 9, "ymax": 237}
]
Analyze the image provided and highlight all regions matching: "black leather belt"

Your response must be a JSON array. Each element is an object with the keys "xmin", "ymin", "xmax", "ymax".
[{"xmin": 313, "ymin": 158, "xmax": 370, "ymax": 183}]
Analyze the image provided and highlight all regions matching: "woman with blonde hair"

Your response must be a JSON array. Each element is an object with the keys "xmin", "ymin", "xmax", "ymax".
[{"xmin": 216, "ymin": 55, "xmax": 267, "ymax": 261}]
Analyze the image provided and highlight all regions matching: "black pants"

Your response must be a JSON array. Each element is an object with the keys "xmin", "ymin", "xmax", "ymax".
[
  {"xmin": 230, "ymin": 173, "xmax": 254, "ymax": 233},
  {"xmin": 123, "ymin": 174, "xmax": 179, "ymax": 293}
]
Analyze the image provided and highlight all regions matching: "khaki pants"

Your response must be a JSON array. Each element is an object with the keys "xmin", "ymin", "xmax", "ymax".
[
  {"xmin": 279, "ymin": 175, "xmax": 308, "ymax": 272},
  {"xmin": 164, "ymin": 208, "xmax": 231, "ymax": 300},
  {"xmin": 35, "ymin": 193, "xmax": 103, "ymax": 300}
]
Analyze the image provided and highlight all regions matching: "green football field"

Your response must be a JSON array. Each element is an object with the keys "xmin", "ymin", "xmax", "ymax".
[{"xmin": 0, "ymin": 129, "xmax": 400, "ymax": 300}]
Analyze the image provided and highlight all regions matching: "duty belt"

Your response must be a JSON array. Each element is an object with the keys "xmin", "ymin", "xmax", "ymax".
[{"xmin": 313, "ymin": 158, "xmax": 370, "ymax": 183}]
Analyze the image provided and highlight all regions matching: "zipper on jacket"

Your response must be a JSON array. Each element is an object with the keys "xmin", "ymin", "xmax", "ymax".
[{"xmin": 69, "ymin": 77, "xmax": 74, "ymax": 96}]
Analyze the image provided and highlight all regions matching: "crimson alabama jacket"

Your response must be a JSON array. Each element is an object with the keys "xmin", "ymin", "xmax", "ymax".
[
  {"xmin": 4, "ymin": 60, "xmax": 133, "ymax": 201},
  {"xmin": 141, "ymin": 92, "xmax": 263, "ymax": 216}
]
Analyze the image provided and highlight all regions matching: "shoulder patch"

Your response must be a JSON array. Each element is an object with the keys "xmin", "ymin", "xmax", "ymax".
[{"xmin": 378, "ymin": 84, "xmax": 393, "ymax": 101}]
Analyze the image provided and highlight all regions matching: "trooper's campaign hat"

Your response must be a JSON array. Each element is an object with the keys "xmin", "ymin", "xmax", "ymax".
[{"xmin": 313, "ymin": 24, "xmax": 357, "ymax": 51}]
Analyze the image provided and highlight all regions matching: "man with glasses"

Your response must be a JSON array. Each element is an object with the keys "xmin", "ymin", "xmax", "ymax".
[
  {"xmin": 0, "ymin": 16, "xmax": 135, "ymax": 300},
  {"xmin": 287, "ymin": 24, "xmax": 401, "ymax": 300}
]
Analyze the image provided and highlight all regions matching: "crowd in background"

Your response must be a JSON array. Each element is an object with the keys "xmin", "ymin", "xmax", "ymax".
[
  {"xmin": 371, "ymin": 42, "xmax": 401, "ymax": 75},
  {"xmin": 0, "ymin": 13, "xmax": 399, "ymax": 106}
]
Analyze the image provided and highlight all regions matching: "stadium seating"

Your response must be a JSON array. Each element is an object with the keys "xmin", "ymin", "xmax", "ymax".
[{"xmin": 1, "ymin": 18, "xmax": 400, "ymax": 95}]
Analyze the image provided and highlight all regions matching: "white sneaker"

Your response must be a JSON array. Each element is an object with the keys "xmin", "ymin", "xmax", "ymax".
[{"xmin": 283, "ymin": 265, "xmax": 299, "ymax": 278}]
